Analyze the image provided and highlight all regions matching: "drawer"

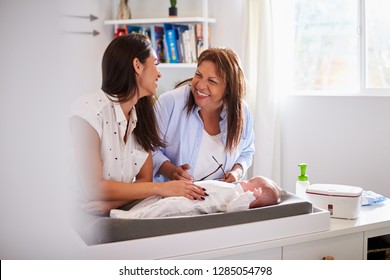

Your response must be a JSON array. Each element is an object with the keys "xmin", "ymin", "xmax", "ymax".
[
  {"xmin": 283, "ymin": 232, "xmax": 364, "ymax": 260},
  {"xmin": 212, "ymin": 247, "xmax": 282, "ymax": 260}
]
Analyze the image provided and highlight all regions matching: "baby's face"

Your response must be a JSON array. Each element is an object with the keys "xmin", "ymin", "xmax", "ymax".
[
  {"xmin": 240, "ymin": 176, "xmax": 281, "ymax": 208},
  {"xmin": 240, "ymin": 176, "xmax": 275, "ymax": 192}
]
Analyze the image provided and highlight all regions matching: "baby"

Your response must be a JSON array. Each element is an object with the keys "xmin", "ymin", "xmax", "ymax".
[{"xmin": 110, "ymin": 176, "xmax": 285, "ymax": 219}]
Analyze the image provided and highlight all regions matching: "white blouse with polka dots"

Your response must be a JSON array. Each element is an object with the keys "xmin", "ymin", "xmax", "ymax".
[{"xmin": 71, "ymin": 90, "xmax": 149, "ymax": 183}]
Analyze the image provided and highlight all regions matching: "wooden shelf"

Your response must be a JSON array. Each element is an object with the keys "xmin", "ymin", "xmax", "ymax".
[
  {"xmin": 104, "ymin": 17, "xmax": 216, "ymax": 26},
  {"xmin": 158, "ymin": 63, "xmax": 197, "ymax": 69}
]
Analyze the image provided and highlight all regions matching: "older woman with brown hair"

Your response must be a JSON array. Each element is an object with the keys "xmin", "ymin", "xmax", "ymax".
[{"xmin": 153, "ymin": 47, "xmax": 255, "ymax": 183}]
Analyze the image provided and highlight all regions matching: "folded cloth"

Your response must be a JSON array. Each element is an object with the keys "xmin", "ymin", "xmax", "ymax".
[{"xmin": 361, "ymin": 190, "xmax": 387, "ymax": 206}]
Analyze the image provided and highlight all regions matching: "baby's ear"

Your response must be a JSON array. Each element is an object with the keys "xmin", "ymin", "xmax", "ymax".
[{"xmin": 252, "ymin": 187, "xmax": 263, "ymax": 199}]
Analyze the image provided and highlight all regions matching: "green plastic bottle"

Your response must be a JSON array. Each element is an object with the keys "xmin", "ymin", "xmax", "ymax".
[{"xmin": 296, "ymin": 163, "xmax": 310, "ymax": 199}]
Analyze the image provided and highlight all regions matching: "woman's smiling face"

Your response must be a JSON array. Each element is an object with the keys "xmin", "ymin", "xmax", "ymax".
[
  {"xmin": 136, "ymin": 49, "xmax": 161, "ymax": 98},
  {"xmin": 191, "ymin": 60, "xmax": 227, "ymax": 111}
]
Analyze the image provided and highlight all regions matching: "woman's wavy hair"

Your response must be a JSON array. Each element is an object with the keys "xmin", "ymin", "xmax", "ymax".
[
  {"xmin": 101, "ymin": 33, "xmax": 165, "ymax": 151},
  {"xmin": 178, "ymin": 47, "xmax": 246, "ymax": 152}
]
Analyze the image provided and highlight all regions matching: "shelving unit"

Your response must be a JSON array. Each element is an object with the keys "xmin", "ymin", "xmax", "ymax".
[
  {"xmin": 104, "ymin": 0, "xmax": 216, "ymax": 68},
  {"xmin": 104, "ymin": 17, "xmax": 216, "ymax": 25}
]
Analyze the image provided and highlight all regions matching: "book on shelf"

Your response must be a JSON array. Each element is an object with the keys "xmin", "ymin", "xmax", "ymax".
[
  {"xmin": 165, "ymin": 29, "xmax": 179, "ymax": 63},
  {"xmin": 181, "ymin": 29, "xmax": 192, "ymax": 64},
  {"xmin": 150, "ymin": 25, "xmax": 167, "ymax": 63},
  {"xmin": 188, "ymin": 24, "xmax": 198, "ymax": 63},
  {"xmin": 127, "ymin": 25, "xmax": 142, "ymax": 34},
  {"xmin": 113, "ymin": 22, "xmax": 211, "ymax": 64},
  {"xmin": 195, "ymin": 23, "xmax": 204, "ymax": 59},
  {"xmin": 114, "ymin": 27, "xmax": 127, "ymax": 38},
  {"xmin": 127, "ymin": 25, "xmax": 151, "ymax": 38},
  {"xmin": 162, "ymin": 34, "xmax": 170, "ymax": 63},
  {"xmin": 174, "ymin": 24, "xmax": 190, "ymax": 63},
  {"xmin": 163, "ymin": 23, "xmax": 180, "ymax": 63}
]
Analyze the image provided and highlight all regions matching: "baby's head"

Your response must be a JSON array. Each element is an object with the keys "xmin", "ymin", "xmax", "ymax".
[{"xmin": 239, "ymin": 176, "xmax": 284, "ymax": 208}]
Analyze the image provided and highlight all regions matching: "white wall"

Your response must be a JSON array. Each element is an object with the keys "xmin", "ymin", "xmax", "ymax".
[
  {"xmin": 281, "ymin": 95, "xmax": 390, "ymax": 197},
  {"xmin": 60, "ymin": 0, "xmax": 113, "ymax": 100}
]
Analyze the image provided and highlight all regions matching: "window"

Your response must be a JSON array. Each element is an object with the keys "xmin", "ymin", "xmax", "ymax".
[
  {"xmin": 273, "ymin": 0, "xmax": 390, "ymax": 94},
  {"xmin": 365, "ymin": 0, "xmax": 390, "ymax": 88}
]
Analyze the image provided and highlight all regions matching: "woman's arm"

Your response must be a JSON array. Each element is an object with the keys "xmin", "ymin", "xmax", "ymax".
[
  {"xmin": 152, "ymin": 88, "xmax": 194, "ymax": 180},
  {"xmin": 226, "ymin": 104, "xmax": 255, "ymax": 181},
  {"xmin": 135, "ymin": 152, "xmax": 153, "ymax": 183},
  {"xmin": 70, "ymin": 116, "xmax": 103, "ymax": 199},
  {"xmin": 152, "ymin": 92, "xmax": 174, "ymax": 176},
  {"xmin": 70, "ymin": 117, "xmax": 206, "ymax": 214},
  {"xmin": 85, "ymin": 152, "xmax": 154, "ymax": 215}
]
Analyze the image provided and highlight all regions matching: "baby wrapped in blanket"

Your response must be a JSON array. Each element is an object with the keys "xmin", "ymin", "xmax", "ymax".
[{"xmin": 110, "ymin": 176, "xmax": 285, "ymax": 219}]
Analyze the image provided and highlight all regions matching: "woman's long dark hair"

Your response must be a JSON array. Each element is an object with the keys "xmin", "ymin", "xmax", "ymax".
[
  {"xmin": 101, "ymin": 33, "xmax": 165, "ymax": 151},
  {"xmin": 182, "ymin": 48, "xmax": 246, "ymax": 153}
]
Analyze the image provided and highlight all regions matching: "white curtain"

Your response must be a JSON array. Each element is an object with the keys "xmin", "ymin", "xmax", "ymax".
[{"xmin": 241, "ymin": 0, "xmax": 281, "ymax": 184}]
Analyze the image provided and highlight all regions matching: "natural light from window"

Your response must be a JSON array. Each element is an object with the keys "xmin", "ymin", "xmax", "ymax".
[
  {"xmin": 294, "ymin": 0, "xmax": 358, "ymax": 91},
  {"xmin": 366, "ymin": 0, "xmax": 390, "ymax": 88},
  {"xmin": 273, "ymin": 0, "xmax": 390, "ymax": 94}
]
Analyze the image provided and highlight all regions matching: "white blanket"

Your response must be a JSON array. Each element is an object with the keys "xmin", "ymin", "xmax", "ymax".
[{"xmin": 110, "ymin": 180, "xmax": 255, "ymax": 219}]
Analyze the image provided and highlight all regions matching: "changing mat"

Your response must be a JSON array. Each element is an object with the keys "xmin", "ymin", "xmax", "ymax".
[{"xmin": 75, "ymin": 192, "xmax": 312, "ymax": 245}]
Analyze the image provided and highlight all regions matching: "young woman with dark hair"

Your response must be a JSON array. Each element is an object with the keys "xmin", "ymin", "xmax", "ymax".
[{"xmin": 70, "ymin": 34, "xmax": 206, "ymax": 216}]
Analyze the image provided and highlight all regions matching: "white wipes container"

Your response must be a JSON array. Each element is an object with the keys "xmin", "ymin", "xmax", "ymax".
[{"xmin": 306, "ymin": 184, "xmax": 363, "ymax": 219}]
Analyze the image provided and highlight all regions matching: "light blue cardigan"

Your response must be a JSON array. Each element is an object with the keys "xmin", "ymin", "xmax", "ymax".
[{"xmin": 153, "ymin": 85, "xmax": 255, "ymax": 182}]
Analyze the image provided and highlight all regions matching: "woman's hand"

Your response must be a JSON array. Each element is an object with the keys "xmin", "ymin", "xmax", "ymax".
[
  {"xmin": 159, "ymin": 180, "xmax": 206, "ymax": 200},
  {"xmin": 220, "ymin": 172, "xmax": 238, "ymax": 183},
  {"xmin": 160, "ymin": 161, "xmax": 193, "ymax": 181},
  {"xmin": 220, "ymin": 164, "xmax": 243, "ymax": 182},
  {"xmin": 171, "ymin": 164, "xmax": 193, "ymax": 181}
]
